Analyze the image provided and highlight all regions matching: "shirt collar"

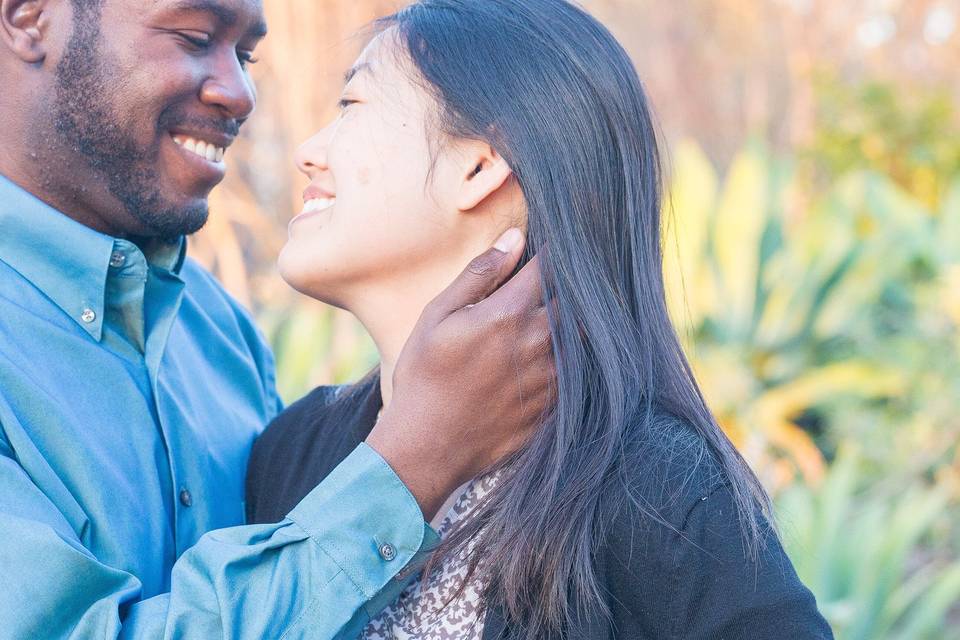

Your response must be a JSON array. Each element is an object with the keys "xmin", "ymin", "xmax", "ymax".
[{"xmin": 0, "ymin": 174, "xmax": 186, "ymax": 340}]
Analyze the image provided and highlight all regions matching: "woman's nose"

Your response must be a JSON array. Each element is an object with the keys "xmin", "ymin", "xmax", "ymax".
[{"xmin": 295, "ymin": 127, "xmax": 332, "ymax": 178}]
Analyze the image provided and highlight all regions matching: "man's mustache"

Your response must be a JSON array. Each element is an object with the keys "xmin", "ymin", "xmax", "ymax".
[{"xmin": 158, "ymin": 111, "xmax": 242, "ymax": 139}]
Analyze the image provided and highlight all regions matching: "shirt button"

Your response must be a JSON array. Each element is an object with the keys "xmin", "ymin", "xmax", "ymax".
[
  {"xmin": 80, "ymin": 308, "xmax": 96, "ymax": 323},
  {"xmin": 378, "ymin": 542, "xmax": 397, "ymax": 561},
  {"xmin": 109, "ymin": 251, "xmax": 127, "ymax": 268},
  {"xmin": 179, "ymin": 488, "xmax": 193, "ymax": 507}
]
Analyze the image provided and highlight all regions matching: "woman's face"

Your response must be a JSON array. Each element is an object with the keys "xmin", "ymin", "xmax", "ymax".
[{"xmin": 278, "ymin": 32, "xmax": 515, "ymax": 310}]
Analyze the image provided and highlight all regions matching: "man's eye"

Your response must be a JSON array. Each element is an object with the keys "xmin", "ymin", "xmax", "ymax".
[
  {"xmin": 178, "ymin": 32, "xmax": 213, "ymax": 50},
  {"xmin": 238, "ymin": 50, "xmax": 259, "ymax": 69}
]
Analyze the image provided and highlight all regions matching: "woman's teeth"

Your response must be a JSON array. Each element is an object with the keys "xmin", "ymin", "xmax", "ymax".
[
  {"xmin": 302, "ymin": 198, "xmax": 336, "ymax": 214},
  {"xmin": 172, "ymin": 135, "xmax": 225, "ymax": 163}
]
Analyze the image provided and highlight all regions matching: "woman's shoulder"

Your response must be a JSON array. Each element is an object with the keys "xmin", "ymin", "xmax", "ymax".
[
  {"xmin": 599, "ymin": 409, "xmax": 744, "ymax": 579},
  {"xmin": 617, "ymin": 409, "xmax": 729, "ymax": 522},
  {"xmin": 249, "ymin": 385, "xmax": 345, "ymax": 465},
  {"xmin": 596, "ymin": 411, "xmax": 832, "ymax": 638},
  {"xmin": 245, "ymin": 378, "xmax": 380, "ymax": 524},
  {"xmin": 260, "ymin": 385, "xmax": 346, "ymax": 441}
]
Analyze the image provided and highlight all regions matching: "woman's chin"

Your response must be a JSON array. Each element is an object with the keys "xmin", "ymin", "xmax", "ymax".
[
  {"xmin": 275, "ymin": 246, "xmax": 303, "ymax": 288},
  {"xmin": 276, "ymin": 253, "xmax": 349, "ymax": 308}
]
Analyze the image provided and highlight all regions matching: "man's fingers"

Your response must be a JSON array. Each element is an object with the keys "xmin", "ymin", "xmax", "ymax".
[
  {"xmin": 426, "ymin": 228, "xmax": 526, "ymax": 320},
  {"xmin": 480, "ymin": 254, "xmax": 545, "ymax": 317},
  {"xmin": 525, "ymin": 305, "xmax": 554, "ymax": 357}
]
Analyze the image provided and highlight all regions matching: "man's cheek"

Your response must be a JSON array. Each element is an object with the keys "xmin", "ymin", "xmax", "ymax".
[{"xmin": 114, "ymin": 95, "xmax": 163, "ymax": 148}]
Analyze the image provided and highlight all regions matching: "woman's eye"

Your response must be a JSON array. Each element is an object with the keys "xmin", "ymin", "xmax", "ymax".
[{"xmin": 337, "ymin": 98, "xmax": 358, "ymax": 110}]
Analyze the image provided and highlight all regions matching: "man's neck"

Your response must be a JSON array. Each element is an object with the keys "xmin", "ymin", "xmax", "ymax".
[{"xmin": 0, "ymin": 131, "xmax": 132, "ymax": 238}]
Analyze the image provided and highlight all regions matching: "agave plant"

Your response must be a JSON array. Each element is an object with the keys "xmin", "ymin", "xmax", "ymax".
[
  {"xmin": 777, "ymin": 446, "xmax": 960, "ymax": 639},
  {"xmin": 663, "ymin": 140, "xmax": 960, "ymax": 492}
]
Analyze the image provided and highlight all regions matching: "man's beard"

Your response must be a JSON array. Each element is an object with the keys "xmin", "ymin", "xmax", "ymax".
[{"xmin": 52, "ymin": 13, "xmax": 209, "ymax": 240}]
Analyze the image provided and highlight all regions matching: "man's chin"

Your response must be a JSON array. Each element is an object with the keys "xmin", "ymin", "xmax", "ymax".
[{"xmin": 129, "ymin": 196, "xmax": 210, "ymax": 240}]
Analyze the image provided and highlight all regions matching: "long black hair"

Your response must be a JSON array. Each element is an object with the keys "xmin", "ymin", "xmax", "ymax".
[{"xmin": 376, "ymin": 1, "xmax": 773, "ymax": 636}]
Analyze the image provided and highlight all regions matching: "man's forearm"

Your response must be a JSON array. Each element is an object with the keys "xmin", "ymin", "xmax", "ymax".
[{"xmin": 0, "ymin": 444, "xmax": 434, "ymax": 639}]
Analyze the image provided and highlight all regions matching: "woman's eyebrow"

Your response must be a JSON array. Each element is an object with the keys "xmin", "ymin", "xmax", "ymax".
[{"xmin": 344, "ymin": 63, "xmax": 373, "ymax": 84}]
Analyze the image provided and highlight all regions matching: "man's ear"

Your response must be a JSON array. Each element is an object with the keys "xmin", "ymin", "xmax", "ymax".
[
  {"xmin": 456, "ymin": 143, "xmax": 514, "ymax": 212},
  {"xmin": 1, "ymin": 0, "xmax": 51, "ymax": 64}
]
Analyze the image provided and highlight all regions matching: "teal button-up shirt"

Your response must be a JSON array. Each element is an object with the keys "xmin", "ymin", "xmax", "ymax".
[{"xmin": 0, "ymin": 174, "xmax": 433, "ymax": 639}]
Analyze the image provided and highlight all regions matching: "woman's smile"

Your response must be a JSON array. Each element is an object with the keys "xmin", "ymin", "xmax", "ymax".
[
  {"xmin": 289, "ymin": 182, "xmax": 337, "ymax": 232},
  {"xmin": 287, "ymin": 199, "xmax": 335, "ymax": 232}
]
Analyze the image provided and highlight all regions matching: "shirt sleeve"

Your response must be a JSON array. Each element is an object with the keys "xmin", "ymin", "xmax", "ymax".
[
  {"xmin": 664, "ymin": 483, "xmax": 834, "ymax": 640},
  {"xmin": 0, "ymin": 441, "xmax": 437, "ymax": 640}
]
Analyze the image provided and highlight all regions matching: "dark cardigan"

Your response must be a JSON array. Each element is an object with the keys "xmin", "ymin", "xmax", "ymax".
[{"xmin": 246, "ymin": 379, "xmax": 834, "ymax": 640}]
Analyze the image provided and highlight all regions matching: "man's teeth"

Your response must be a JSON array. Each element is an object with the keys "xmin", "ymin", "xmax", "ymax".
[
  {"xmin": 172, "ymin": 135, "xmax": 225, "ymax": 163},
  {"xmin": 302, "ymin": 198, "xmax": 336, "ymax": 214}
]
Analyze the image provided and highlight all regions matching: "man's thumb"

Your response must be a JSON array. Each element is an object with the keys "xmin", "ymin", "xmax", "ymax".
[{"xmin": 428, "ymin": 228, "xmax": 526, "ymax": 318}]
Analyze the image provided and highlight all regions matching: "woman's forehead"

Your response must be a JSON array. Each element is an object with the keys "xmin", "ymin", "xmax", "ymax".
[
  {"xmin": 350, "ymin": 35, "xmax": 429, "ymax": 111},
  {"xmin": 354, "ymin": 30, "xmax": 392, "ymax": 73},
  {"xmin": 353, "ymin": 28, "xmax": 421, "ymax": 83}
]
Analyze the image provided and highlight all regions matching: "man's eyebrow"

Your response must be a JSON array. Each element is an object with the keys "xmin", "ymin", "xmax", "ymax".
[
  {"xmin": 344, "ymin": 63, "xmax": 372, "ymax": 84},
  {"xmin": 168, "ymin": 0, "xmax": 268, "ymax": 38}
]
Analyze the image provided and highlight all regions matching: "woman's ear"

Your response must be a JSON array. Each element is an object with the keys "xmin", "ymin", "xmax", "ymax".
[
  {"xmin": 1, "ymin": 0, "xmax": 51, "ymax": 64},
  {"xmin": 456, "ymin": 143, "xmax": 513, "ymax": 212}
]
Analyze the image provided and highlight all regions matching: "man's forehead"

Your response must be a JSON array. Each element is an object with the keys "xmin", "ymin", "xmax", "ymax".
[{"xmin": 150, "ymin": 0, "xmax": 267, "ymax": 36}]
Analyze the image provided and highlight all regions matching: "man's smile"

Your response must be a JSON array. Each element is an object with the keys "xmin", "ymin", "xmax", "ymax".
[
  {"xmin": 166, "ymin": 130, "xmax": 232, "ymax": 187},
  {"xmin": 172, "ymin": 134, "xmax": 226, "ymax": 163}
]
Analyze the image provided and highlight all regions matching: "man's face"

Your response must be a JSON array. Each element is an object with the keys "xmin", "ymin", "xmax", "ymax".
[{"xmin": 44, "ymin": 0, "xmax": 266, "ymax": 239}]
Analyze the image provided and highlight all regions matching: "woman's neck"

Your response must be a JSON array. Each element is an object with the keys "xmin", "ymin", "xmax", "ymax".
[
  {"xmin": 344, "ymin": 232, "xmax": 507, "ymax": 409},
  {"xmin": 346, "ymin": 279, "xmax": 434, "ymax": 409}
]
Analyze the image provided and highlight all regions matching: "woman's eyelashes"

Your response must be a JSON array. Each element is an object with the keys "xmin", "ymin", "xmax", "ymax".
[{"xmin": 337, "ymin": 98, "xmax": 359, "ymax": 110}]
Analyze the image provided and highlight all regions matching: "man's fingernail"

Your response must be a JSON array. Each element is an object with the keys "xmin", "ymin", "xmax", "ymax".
[{"xmin": 494, "ymin": 228, "xmax": 523, "ymax": 253}]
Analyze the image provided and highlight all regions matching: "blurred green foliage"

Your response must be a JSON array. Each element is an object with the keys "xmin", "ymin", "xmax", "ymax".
[
  {"xmin": 807, "ymin": 76, "xmax": 960, "ymax": 211},
  {"xmin": 263, "ymin": 304, "xmax": 377, "ymax": 402},
  {"xmin": 659, "ymin": 78, "xmax": 960, "ymax": 635},
  {"xmin": 665, "ymin": 140, "xmax": 960, "ymax": 487},
  {"xmin": 779, "ymin": 448, "xmax": 960, "ymax": 640}
]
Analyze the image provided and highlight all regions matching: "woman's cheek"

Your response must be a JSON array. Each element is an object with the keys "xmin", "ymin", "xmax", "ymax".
[{"xmin": 357, "ymin": 165, "xmax": 373, "ymax": 186}]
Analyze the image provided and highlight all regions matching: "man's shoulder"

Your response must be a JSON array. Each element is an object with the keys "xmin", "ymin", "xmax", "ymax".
[
  {"xmin": 178, "ymin": 256, "xmax": 266, "ymax": 342},
  {"xmin": 176, "ymin": 256, "xmax": 281, "ymax": 413},
  {"xmin": 178, "ymin": 256, "xmax": 240, "ymax": 305}
]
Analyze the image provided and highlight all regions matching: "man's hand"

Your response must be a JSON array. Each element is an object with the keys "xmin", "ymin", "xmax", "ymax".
[{"xmin": 366, "ymin": 228, "xmax": 555, "ymax": 519}]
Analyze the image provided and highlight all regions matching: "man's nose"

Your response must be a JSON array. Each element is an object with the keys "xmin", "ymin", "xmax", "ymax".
[{"xmin": 199, "ymin": 56, "xmax": 257, "ymax": 120}]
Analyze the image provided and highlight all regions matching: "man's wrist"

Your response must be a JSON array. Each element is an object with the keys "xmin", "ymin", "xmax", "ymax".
[{"xmin": 365, "ymin": 417, "xmax": 461, "ymax": 520}]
